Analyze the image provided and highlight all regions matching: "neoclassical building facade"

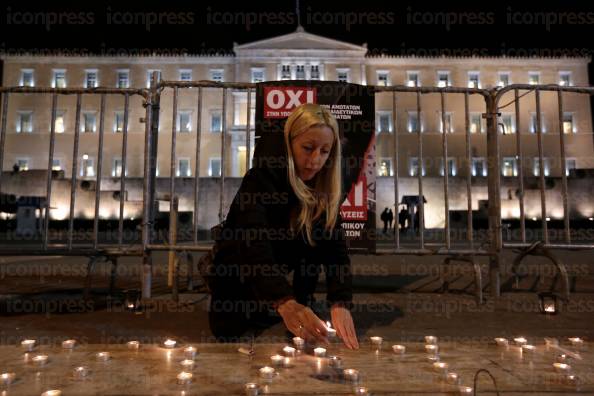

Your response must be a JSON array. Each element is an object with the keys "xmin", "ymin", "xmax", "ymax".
[{"xmin": 1, "ymin": 28, "xmax": 592, "ymax": 226}]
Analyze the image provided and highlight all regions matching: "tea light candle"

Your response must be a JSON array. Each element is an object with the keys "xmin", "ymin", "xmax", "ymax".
[
  {"xmin": 446, "ymin": 372, "xmax": 459, "ymax": 384},
  {"xmin": 433, "ymin": 361, "xmax": 449, "ymax": 375},
  {"xmin": 343, "ymin": 368, "xmax": 360, "ymax": 382},
  {"xmin": 184, "ymin": 346, "xmax": 197, "ymax": 359},
  {"xmin": 514, "ymin": 337, "xmax": 527, "ymax": 346},
  {"xmin": 1, "ymin": 372, "xmax": 16, "ymax": 386},
  {"xmin": 425, "ymin": 344, "xmax": 439, "ymax": 354},
  {"xmin": 32, "ymin": 354, "xmax": 48, "ymax": 366},
  {"xmin": 61, "ymin": 339, "xmax": 76, "ymax": 349},
  {"xmin": 521, "ymin": 344, "xmax": 536, "ymax": 355},
  {"xmin": 494, "ymin": 337, "xmax": 509, "ymax": 347},
  {"xmin": 328, "ymin": 355, "xmax": 342, "ymax": 368},
  {"xmin": 425, "ymin": 335, "xmax": 437, "ymax": 344},
  {"xmin": 177, "ymin": 371, "xmax": 192, "ymax": 385},
  {"xmin": 73, "ymin": 366, "xmax": 89, "ymax": 379},
  {"xmin": 458, "ymin": 386, "xmax": 473, "ymax": 394},
  {"xmin": 426, "ymin": 355, "xmax": 441, "ymax": 363},
  {"xmin": 392, "ymin": 344, "xmax": 406, "ymax": 354},
  {"xmin": 326, "ymin": 321, "xmax": 337, "ymax": 339},
  {"xmin": 292, "ymin": 337, "xmax": 305, "ymax": 349},
  {"xmin": 282, "ymin": 346, "xmax": 296, "ymax": 357},
  {"xmin": 163, "ymin": 339, "xmax": 177, "ymax": 349},
  {"xmin": 96, "ymin": 352, "xmax": 110, "ymax": 362},
  {"xmin": 21, "ymin": 339, "xmax": 36, "ymax": 351},
  {"xmin": 245, "ymin": 382, "xmax": 259, "ymax": 396},
  {"xmin": 270, "ymin": 354, "xmax": 284, "ymax": 367},
  {"xmin": 127, "ymin": 341, "xmax": 140, "ymax": 350},
  {"xmin": 556, "ymin": 354, "xmax": 568, "ymax": 363},
  {"xmin": 259, "ymin": 366, "xmax": 275, "ymax": 379},
  {"xmin": 370, "ymin": 336, "xmax": 383, "ymax": 347},
  {"xmin": 568, "ymin": 337, "xmax": 584, "ymax": 347},
  {"xmin": 565, "ymin": 374, "xmax": 578, "ymax": 385},
  {"xmin": 41, "ymin": 390, "xmax": 61, "ymax": 396},
  {"xmin": 553, "ymin": 363, "xmax": 571, "ymax": 373},
  {"xmin": 181, "ymin": 359, "xmax": 195, "ymax": 370},
  {"xmin": 314, "ymin": 347, "xmax": 326, "ymax": 357},
  {"xmin": 354, "ymin": 386, "xmax": 369, "ymax": 396}
]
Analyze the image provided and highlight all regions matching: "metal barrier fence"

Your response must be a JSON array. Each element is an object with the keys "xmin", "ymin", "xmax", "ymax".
[{"xmin": 1, "ymin": 73, "xmax": 593, "ymax": 304}]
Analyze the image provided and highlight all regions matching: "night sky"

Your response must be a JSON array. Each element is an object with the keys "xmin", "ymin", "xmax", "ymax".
[{"xmin": 0, "ymin": 0, "xmax": 591, "ymax": 67}]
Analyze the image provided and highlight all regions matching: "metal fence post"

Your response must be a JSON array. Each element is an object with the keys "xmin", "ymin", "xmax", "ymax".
[
  {"xmin": 485, "ymin": 91, "xmax": 502, "ymax": 298},
  {"xmin": 141, "ymin": 71, "xmax": 161, "ymax": 299}
]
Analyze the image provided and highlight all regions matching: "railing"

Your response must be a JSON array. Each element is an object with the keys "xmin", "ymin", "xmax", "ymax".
[{"xmin": 1, "ymin": 74, "xmax": 593, "ymax": 304}]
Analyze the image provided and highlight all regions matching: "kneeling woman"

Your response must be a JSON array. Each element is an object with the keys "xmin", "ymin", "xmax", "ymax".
[{"xmin": 209, "ymin": 103, "xmax": 358, "ymax": 349}]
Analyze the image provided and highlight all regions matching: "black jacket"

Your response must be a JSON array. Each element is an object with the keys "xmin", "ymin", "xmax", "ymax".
[{"xmin": 212, "ymin": 160, "xmax": 353, "ymax": 309}]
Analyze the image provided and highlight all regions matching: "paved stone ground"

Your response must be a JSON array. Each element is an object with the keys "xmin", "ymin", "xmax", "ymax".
[{"xmin": 0, "ymin": 248, "xmax": 593, "ymax": 394}]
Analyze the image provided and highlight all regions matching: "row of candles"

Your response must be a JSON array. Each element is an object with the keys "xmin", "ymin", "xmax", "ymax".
[
  {"xmin": 1, "ymin": 338, "xmax": 199, "ymax": 395},
  {"xmin": 2, "ymin": 334, "xmax": 585, "ymax": 395},
  {"xmin": 493, "ymin": 336, "xmax": 584, "ymax": 384}
]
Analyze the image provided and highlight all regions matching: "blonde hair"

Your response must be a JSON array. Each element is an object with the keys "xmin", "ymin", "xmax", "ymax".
[{"xmin": 284, "ymin": 103, "xmax": 342, "ymax": 246}]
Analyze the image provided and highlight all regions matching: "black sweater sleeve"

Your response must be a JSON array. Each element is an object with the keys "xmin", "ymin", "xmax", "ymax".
[
  {"xmin": 319, "ymin": 212, "xmax": 353, "ymax": 308},
  {"xmin": 231, "ymin": 168, "xmax": 294, "ymax": 304}
]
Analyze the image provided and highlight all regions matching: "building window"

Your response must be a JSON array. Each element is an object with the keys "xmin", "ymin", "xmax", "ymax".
[
  {"xmin": 378, "ymin": 158, "xmax": 392, "ymax": 177},
  {"xmin": 530, "ymin": 112, "xmax": 546, "ymax": 133},
  {"xmin": 85, "ymin": 70, "xmax": 98, "ymax": 88},
  {"xmin": 310, "ymin": 65, "xmax": 320, "ymax": 80},
  {"xmin": 376, "ymin": 112, "xmax": 393, "ymax": 133},
  {"xmin": 407, "ymin": 111, "xmax": 420, "ymax": 133},
  {"xmin": 409, "ymin": 157, "xmax": 426, "ymax": 176},
  {"xmin": 209, "ymin": 157, "xmax": 221, "ymax": 177},
  {"xmin": 114, "ymin": 111, "xmax": 125, "ymax": 133},
  {"xmin": 499, "ymin": 114, "xmax": 515, "ymax": 134},
  {"xmin": 528, "ymin": 72, "xmax": 540, "ymax": 85},
  {"xmin": 376, "ymin": 71, "xmax": 389, "ymax": 86},
  {"xmin": 20, "ymin": 69, "xmax": 35, "ymax": 87},
  {"xmin": 117, "ymin": 70, "xmax": 130, "ymax": 88},
  {"xmin": 210, "ymin": 69, "xmax": 224, "ymax": 82},
  {"xmin": 112, "ymin": 158, "xmax": 123, "ymax": 177},
  {"xmin": 406, "ymin": 71, "xmax": 420, "ymax": 87},
  {"xmin": 502, "ymin": 157, "xmax": 518, "ymax": 177},
  {"xmin": 559, "ymin": 71, "xmax": 572, "ymax": 86},
  {"xmin": 437, "ymin": 71, "xmax": 451, "ymax": 87},
  {"xmin": 281, "ymin": 65, "xmax": 291, "ymax": 80},
  {"xmin": 296, "ymin": 65, "xmax": 305, "ymax": 79},
  {"xmin": 251, "ymin": 68, "xmax": 265, "ymax": 83},
  {"xmin": 472, "ymin": 157, "xmax": 487, "ymax": 177},
  {"xmin": 179, "ymin": 69, "xmax": 192, "ymax": 81},
  {"xmin": 497, "ymin": 72, "xmax": 510, "ymax": 87},
  {"xmin": 177, "ymin": 111, "xmax": 192, "ymax": 133},
  {"xmin": 16, "ymin": 158, "xmax": 29, "ymax": 171},
  {"xmin": 52, "ymin": 69, "xmax": 67, "ymax": 88},
  {"xmin": 563, "ymin": 112, "xmax": 575, "ymax": 134},
  {"xmin": 210, "ymin": 111, "xmax": 222, "ymax": 133},
  {"xmin": 565, "ymin": 158, "xmax": 577, "ymax": 176},
  {"xmin": 82, "ymin": 112, "xmax": 97, "ymax": 133},
  {"xmin": 52, "ymin": 159, "xmax": 62, "ymax": 171},
  {"xmin": 16, "ymin": 111, "xmax": 33, "ymax": 133},
  {"xmin": 467, "ymin": 71, "xmax": 480, "ymax": 88},
  {"xmin": 439, "ymin": 112, "xmax": 454, "ymax": 133},
  {"xmin": 146, "ymin": 70, "xmax": 162, "ymax": 88},
  {"xmin": 440, "ymin": 157, "xmax": 457, "ymax": 176},
  {"xmin": 80, "ymin": 154, "xmax": 95, "ymax": 178},
  {"xmin": 54, "ymin": 110, "xmax": 66, "ymax": 133},
  {"xmin": 470, "ymin": 113, "xmax": 483, "ymax": 133},
  {"xmin": 336, "ymin": 68, "xmax": 350, "ymax": 83},
  {"xmin": 533, "ymin": 157, "xmax": 551, "ymax": 176},
  {"xmin": 177, "ymin": 158, "xmax": 191, "ymax": 177}
]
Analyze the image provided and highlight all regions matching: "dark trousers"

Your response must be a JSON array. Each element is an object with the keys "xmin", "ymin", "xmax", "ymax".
[{"xmin": 208, "ymin": 260, "xmax": 321, "ymax": 342}]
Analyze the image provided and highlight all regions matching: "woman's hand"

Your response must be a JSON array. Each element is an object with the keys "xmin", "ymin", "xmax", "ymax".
[
  {"xmin": 331, "ymin": 303, "xmax": 359, "ymax": 349},
  {"xmin": 277, "ymin": 299, "xmax": 328, "ymax": 345}
]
